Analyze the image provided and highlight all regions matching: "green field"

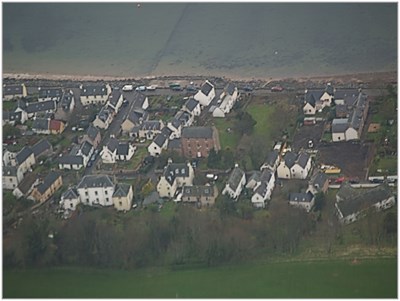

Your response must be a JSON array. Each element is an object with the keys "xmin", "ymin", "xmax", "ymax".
[
  {"xmin": 246, "ymin": 103, "xmax": 275, "ymax": 139},
  {"xmin": 3, "ymin": 258, "xmax": 397, "ymax": 298}
]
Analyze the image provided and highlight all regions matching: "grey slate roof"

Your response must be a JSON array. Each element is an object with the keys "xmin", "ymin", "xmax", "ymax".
[
  {"xmin": 97, "ymin": 107, "xmax": 111, "ymax": 123},
  {"xmin": 58, "ymin": 155, "xmax": 84, "ymax": 165},
  {"xmin": 32, "ymin": 118, "xmax": 50, "ymax": 131},
  {"xmin": 260, "ymin": 169, "xmax": 273, "ymax": 183},
  {"xmin": 108, "ymin": 89, "xmax": 122, "ymax": 107},
  {"xmin": 16, "ymin": 172, "xmax": 37, "ymax": 195},
  {"xmin": 80, "ymin": 85, "xmax": 108, "ymax": 97},
  {"xmin": 182, "ymin": 185, "xmax": 216, "ymax": 197},
  {"xmin": 169, "ymin": 118, "xmax": 181, "ymax": 129},
  {"xmin": 26, "ymin": 101, "xmax": 56, "ymax": 114},
  {"xmin": 106, "ymin": 137, "xmax": 119, "ymax": 152},
  {"xmin": 141, "ymin": 120, "xmax": 162, "ymax": 131},
  {"xmin": 153, "ymin": 133, "xmax": 168, "ymax": 147},
  {"xmin": 227, "ymin": 167, "xmax": 245, "ymax": 191},
  {"xmin": 163, "ymin": 163, "xmax": 190, "ymax": 185},
  {"xmin": 248, "ymin": 171, "xmax": 261, "ymax": 184},
  {"xmin": 77, "ymin": 175, "xmax": 114, "ymax": 189},
  {"xmin": 117, "ymin": 143, "xmax": 129, "ymax": 156},
  {"xmin": 334, "ymin": 89, "xmax": 359, "ymax": 101},
  {"xmin": 3, "ymin": 166, "xmax": 17, "ymax": 177},
  {"xmin": 61, "ymin": 91, "xmax": 74, "ymax": 109},
  {"xmin": 3, "ymin": 110, "xmax": 22, "ymax": 123},
  {"xmin": 325, "ymin": 84, "xmax": 334, "ymax": 95},
  {"xmin": 62, "ymin": 188, "xmax": 79, "ymax": 200},
  {"xmin": 127, "ymin": 109, "xmax": 148, "ymax": 124},
  {"xmin": 167, "ymin": 138, "xmax": 181, "ymax": 150},
  {"xmin": 305, "ymin": 90, "xmax": 324, "ymax": 107},
  {"xmin": 86, "ymin": 125, "xmax": 100, "ymax": 141},
  {"xmin": 38, "ymin": 87, "xmax": 62, "ymax": 99},
  {"xmin": 332, "ymin": 118, "xmax": 349, "ymax": 133},
  {"xmin": 336, "ymin": 182, "xmax": 361, "ymax": 202},
  {"xmin": 161, "ymin": 127, "xmax": 172, "ymax": 138},
  {"xmin": 290, "ymin": 191, "xmax": 314, "ymax": 203},
  {"xmin": 3, "ymin": 84, "xmax": 23, "ymax": 96},
  {"xmin": 112, "ymin": 183, "xmax": 131, "ymax": 198},
  {"xmin": 264, "ymin": 150, "xmax": 279, "ymax": 167},
  {"xmin": 80, "ymin": 141, "xmax": 93, "ymax": 157},
  {"xmin": 283, "ymin": 151, "xmax": 297, "ymax": 168},
  {"xmin": 310, "ymin": 172, "xmax": 328, "ymax": 189},
  {"xmin": 226, "ymin": 83, "xmax": 236, "ymax": 95},
  {"xmin": 297, "ymin": 152, "xmax": 310, "ymax": 168},
  {"xmin": 132, "ymin": 91, "xmax": 147, "ymax": 109},
  {"xmin": 16, "ymin": 146, "xmax": 33, "ymax": 164},
  {"xmin": 37, "ymin": 171, "xmax": 61, "ymax": 194},
  {"xmin": 185, "ymin": 98, "xmax": 199, "ymax": 112},
  {"xmin": 182, "ymin": 127, "xmax": 213, "ymax": 139},
  {"xmin": 254, "ymin": 182, "xmax": 269, "ymax": 197},
  {"xmin": 32, "ymin": 139, "xmax": 52, "ymax": 157},
  {"xmin": 175, "ymin": 110, "xmax": 191, "ymax": 125},
  {"xmin": 200, "ymin": 81, "xmax": 213, "ymax": 96}
]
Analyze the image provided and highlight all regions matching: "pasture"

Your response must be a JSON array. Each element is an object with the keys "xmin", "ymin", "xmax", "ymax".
[{"xmin": 3, "ymin": 258, "xmax": 397, "ymax": 298}]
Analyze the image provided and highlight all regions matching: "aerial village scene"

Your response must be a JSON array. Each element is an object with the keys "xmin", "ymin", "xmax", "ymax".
[{"xmin": 2, "ymin": 2, "xmax": 398, "ymax": 298}]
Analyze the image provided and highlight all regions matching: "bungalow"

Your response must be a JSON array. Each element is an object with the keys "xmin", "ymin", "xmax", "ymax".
[
  {"xmin": 289, "ymin": 192, "xmax": 315, "ymax": 212},
  {"xmin": 222, "ymin": 165, "xmax": 246, "ymax": 200},
  {"xmin": 303, "ymin": 84, "xmax": 334, "ymax": 115},
  {"xmin": 157, "ymin": 160, "xmax": 195, "ymax": 198},
  {"xmin": 16, "ymin": 146, "xmax": 35, "ymax": 175},
  {"xmin": 60, "ymin": 188, "xmax": 80, "ymax": 212},
  {"xmin": 80, "ymin": 84, "xmax": 111, "ymax": 106},
  {"xmin": 106, "ymin": 89, "xmax": 123, "ymax": 113},
  {"xmin": 181, "ymin": 126, "xmax": 220, "ymax": 158},
  {"xmin": 181, "ymin": 185, "xmax": 218, "ymax": 207},
  {"xmin": 307, "ymin": 172, "xmax": 329, "ymax": 195},
  {"xmin": 335, "ymin": 184, "xmax": 395, "ymax": 224},
  {"xmin": 25, "ymin": 100, "xmax": 57, "ymax": 118},
  {"xmin": 38, "ymin": 87, "xmax": 63, "ymax": 102},
  {"xmin": 121, "ymin": 108, "xmax": 149, "ymax": 133},
  {"xmin": 93, "ymin": 106, "xmax": 113, "ymax": 129},
  {"xmin": 182, "ymin": 97, "xmax": 201, "ymax": 116},
  {"xmin": 13, "ymin": 172, "xmax": 39, "ymax": 199},
  {"xmin": 3, "ymin": 84, "xmax": 27, "ymax": 100},
  {"xmin": 49, "ymin": 119, "xmax": 66, "ymax": 134},
  {"xmin": 77, "ymin": 175, "xmax": 115, "ymax": 207},
  {"xmin": 60, "ymin": 91, "xmax": 75, "ymax": 112},
  {"xmin": 260, "ymin": 149, "xmax": 280, "ymax": 172},
  {"xmin": 30, "ymin": 171, "xmax": 63, "ymax": 203},
  {"xmin": 212, "ymin": 83, "xmax": 239, "ymax": 118},
  {"xmin": 100, "ymin": 137, "xmax": 136, "ymax": 163},
  {"xmin": 251, "ymin": 169, "xmax": 275, "ymax": 208},
  {"xmin": 3, "ymin": 166, "xmax": 24, "ymax": 190},
  {"xmin": 138, "ymin": 120, "xmax": 164, "ymax": 140},
  {"xmin": 112, "ymin": 183, "xmax": 133, "ymax": 211},
  {"xmin": 194, "ymin": 80, "xmax": 215, "ymax": 107},
  {"xmin": 277, "ymin": 151, "xmax": 312, "ymax": 179},
  {"xmin": 32, "ymin": 139, "xmax": 53, "ymax": 159}
]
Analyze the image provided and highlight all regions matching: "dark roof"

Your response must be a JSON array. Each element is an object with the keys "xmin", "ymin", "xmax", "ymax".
[
  {"xmin": 123, "ymin": 91, "xmax": 147, "ymax": 109},
  {"xmin": 161, "ymin": 127, "xmax": 172, "ymax": 138},
  {"xmin": 283, "ymin": 151, "xmax": 297, "ymax": 168},
  {"xmin": 37, "ymin": 171, "xmax": 61, "ymax": 195},
  {"xmin": 182, "ymin": 127, "xmax": 213, "ymax": 139},
  {"xmin": 112, "ymin": 183, "xmax": 131, "ymax": 197},
  {"xmin": 16, "ymin": 146, "xmax": 33, "ymax": 164},
  {"xmin": 334, "ymin": 89, "xmax": 359, "ymax": 100},
  {"xmin": 200, "ymin": 81, "xmax": 214, "ymax": 96},
  {"xmin": 16, "ymin": 99, "xmax": 27, "ymax": 109},
  {"xmin": 264, "ymin": 150, "xmax": 279, "ymax": 167},
  {"xmin": 260, "ymin": 169, "xmax": 273, "ymax": 183},
  {"xmin": 86, "ymin": 125, "xmax": 100, "ymax": 141},
  {"xmin": 175, "ymin": 110, "xmax": 191, "ymax": 125},
  {"xmin": 325, "ymin": 84, "xmax": 334, "ymax": 95},
  {"xmin": 310, "ymin": 172, "xmax": 328, "ymax": 189},
  {"xmin": 143, "ymin": 191, "xmax": 160, "ymax": 205},
  {"xmin": 32, "ymin": 139, "xmax": 52, "ymax": 157},
  {"xmin": 127, "ymin": 109, "xmax": 148, "ymax": 124},
  {"xmin": 254, "ymin": 182, "xmax": 269, "ymax": 197},
  {"xmin": 117, "ymin": 143, "xmax": 129, "ymax": 156},
  {"xmin": 226, "ymin": 83, "xmax": 236, "ymax": 95},
  {"xmin": 38, "ymin": 87, "xmax": 62, "ymax": 99},
  {"xmin": 16, "ymin": 172, "xmax": 37, "ymax": 194},
  {"xmin": 80, "ymin": 141, "xmax": 93, "ymax": 157},
  {"xmin": 163, "ymin": 162, "xmax": 190, "ymax": 185},
  {"xmin": 107, "ymin": 89, "xmax": 122, "ymax": 107},
  {"xmin": 227, "ymin": 167, "xmax": 245, "ymax": 191},
  {"xmin": 185, "ymin": 98, "xmax": 200, "ymax": 112},
  {"xmin": 336, "ymin": 182, "xmax": 360, "ymax": 201},
  {"xmin": 3, "ymin": 84, "xmax": 23, "ymax": 96},
  {"xmin": 141, "ymin": 120, "xmax": 162, "ymax": 131},
  {"xmin": 32, "ymin": 118, "xmax": 50, "ymax": 131},
  {"xmin": 80, "ymin": 85, "xmax": 108, "ymax": 97},
  {"xmin": 169, "ymin": 118, "xmax": 181, "ymax": 129},
  {"xmin": 106, "ymin": 137, "xmax": 119, "ymax": 152},
  {"xmin": 62, "ymin": 188, "xmax": 79, "ymax": 200},
  {"xmin": 77, "ymin": 175, "xmax": 114, "ymax": 189},
  {"xmin": 58, "ymin": 155, "xmax": 84, "ymax": 165},
  {"xmin": 3, "ymin": 110, "xmax": 22, "ymax": 122},
  {"xmin": 3, "ymin": 166, "xmax": 17, "ymax": 177},
  {"xmin": 305, "ymin": 90, "xmax": 324, "ymax": 107},
  {"xmin": 296, "ymin": 152, "xmax": 310, "ymax": 168},
  {"xmin": 61, "ymin": 91, "xmax": 74, "ymax": 109},
  {"xmin": 332, "ymin": 118, "xmax": 349, "ymax": 133},
  {"xmin": 167, "ymin": 138, "xmax": 181, "ymax": 150},
  {"xmin": 248, "ymin": 171, "xmax": 261, "ymax": 184},
  {"xmin": 290, "ymin": 191, "xmax": 314, "ymax": 203},
  {"xmin": 182, "ymin": 185, "xmax": 216, "ymax": 197},
  {"xmin": 335, "ymin": 105, "xmax": 348, "ymax": 116},
  {"xmin": 153, "ymin": 132, "xmax": 168, "ymax": 147},
  {"xmin": 337, "ymin": 184, "xmax": 393, "ymax": 217},
  {"xmin": 97, "ymin": 107, "xmax": 111, "ymax": 123},
  {"xmin": 26, "ymin": 101, "xmax": 56, "ymax": 113}
]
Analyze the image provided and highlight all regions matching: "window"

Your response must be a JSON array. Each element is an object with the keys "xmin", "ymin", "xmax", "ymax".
[
  {"xmin": 105, "ymin": 190, "xmax": 108, "ymax": 195},
  {"xmin": 85, "ymin": 191, "xmax": 88, "ymax": 196},
  {"xmin": 119, "ymin": 201, "xmax": 122, "ymax": 206},
  {"xmin": 106, "ymin": 198, "xmax": 109, "ymax": 202},
  {"xmin": 95, "ymin": 191, "xmax": 98, "ymax": 196},
  {"xmin": 70, "ymin": 203, "xmax": 73, "ymax": 208}
]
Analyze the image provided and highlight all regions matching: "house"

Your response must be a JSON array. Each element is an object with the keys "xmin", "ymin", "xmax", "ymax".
[
  {"xmin": 30, "ymin": 171, "xmax": 63, "ymax": 203},
  {"xmin": 60, "ymin": 188, "xmax": 80, "ymax": 212},
  {"xmin": 77, "ymin": 175, "xmax": 115, "ymax": 207},
  {"xmin": 93, "ymin": 106, "xmax": 113, "ymax": 129},
  {"xmin": 3, "ymin": 150, "xmax": 17, "ymax": 166},
  {"xmin": 58, "ymin": 155, "xmax": 84, "ymax": 170},
  {"xmin": 16, "ymin": 146, "xmax": 35, "ymax": 175},
  {"xmin": 212, "ymin": 83, "xmax": 239, "ymax": 117},
  {"xmin": 3, "ymin": 84, "xmax": 27, "ymax": 100},
  {"xmin": 181, "ymin": 126, "xmax": 220, "ymax": 158},
  {"xmin": 303, "ymin": 84, "xmax": 334, "ymax": 115},
  {"xmin": 25, "ymin": 100, "xmax": 57, "ymax": 118},
  {"xmin": 277, "ymin": 151, "xmax": 312, "ymax": 179},
  {"xmin": 157, "ymin": 160, "xmax": 195, "ymax": 198},
  {"xmin": 100, "ymin": 137, "xmax": 136, "ymax": 163},
  {"xmin": 32, "ymin": 118, "xmax": 50, "ymax": 135},
  {"xmin": 3, "ymin": 166, "xmax": 24, "ymax": 190},
  {"xmin": 307, "ymin": 172, "xmax": 329, "ymax": 195},
  {"xmin": 80, "ymin": 84, "xmax": 111, "ymax": 106},
  {"xmin": 167, "ymin": 138, "xmax": 182, "ymax": 155},
  {"xmin": 60, "ymin": 91, "xmax": 75, "ymax": 111},
  {"xmin": 106, "ymin": 89, "xmax": 123, "ymax": 113},
  {"xmin": 251, "ymin": 169, "xmax": 276, "ymax": 208},
  {"xmin": 147, "ymin": 128, "xmax": 171, "ymax": 157},
  {"xmin": 112, "ymin": 184, "xmax": 133, "ymax": 211},
  {"xmin": 38, "ymin": 87, "xmax": 63, "ymax": 102},
  {"xmin": 76, "ymin": 141, "xmax": 94, "ymax": 166},
  {"xmin": 335, "ymin": 184, "xmax": 395, "ymax": 224},
  {"xmin": 13, "ymin": 172, "xmax": 40, "ymax": 199},
  {"xmin": 121, "ymin": 108, "xmax": 149, "ymax": 133},
  {"xmin": 175, "ymin": 110, "xmax": 194, "ymax": 127},
  {"xmin": 333, "ymin": 89, "xmax": 360, "ymax": 106},
  {"xmin": 3, "ymin": 110, "xmax": 25, "ymax": 125},
  {"xmin": 194, "ymin": 80, "xmax": 215, "ymax": 107},
  {"xmin": 260, "ymin": 150, "xmax": 280, "ymax": 172},
  {"xmin": 124, "ymin": 91, "xmax": 149, "ymax": 110},
  {"xmin": 80, "ymin": 125, "xmax": 101, "ymax": 149},
  {"xmin": 181, "ymin": 185, "xmax": 218, "ymax": 207},
  {"xmin": 289, "ymin": 192, "xmax": 315, "ymax": 212},
  {"xmin": 138, "ymin": 120, "xmax": 164, "ymax": 140},
  {"xmin": 31, "ymin": 139, "xmax": 53, "ymax": 159},
  {"xmin": 167, "ymin": 118, "xmax": 182, "ymax": 139},
  {"xmin": 49, "ymin": 119, "xmax": 66, "ymax": 134},
  {"xmin": 222, "ymin": 165, "xmax": 246, "ymax": 200},
  {"xmin": 182, "ymin": 97, "xmax": 201, "ymax": 116}
]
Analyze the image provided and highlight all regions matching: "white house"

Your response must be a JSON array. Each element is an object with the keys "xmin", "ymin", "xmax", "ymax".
[
  {"xmin": 3, "ymin": 166, "xmax": 24, "ymax": 190},
  {"xmin": 277, "ymin": 151, "xmax": 312, "ymax": 180},
  {"xmin": 58, "ymin": 155, "xmax": 84, "ymax": 170},
  {"xmin": 251, "ymin": 169, "xmax": 275, "ymax": 208},
  {"xmin": 25, "ymin": 100, "xmax": 57, "ymax": 119},
  {"xmin": 148, "ymin": 128, "xmax": 171, "ymax": 157},
  {"xmin": 3, "ymin": 84, "xmax": 27, "ymax": 100},
  {"xmin": 16, "ymin": 146, "xmax": 36, "ymax": 175},
  {"xmin": 3, "ymin": 150, "xmax": 17, "ymax": 166},
  {"xmin": 222, "ymin": 165, "xmax": 246, "ymax": 200},
  {"xmin": 61, "ymin": 91, "xmax": 75, "ymax": 111},
  {"xmin": 194, "ymin": 80, "xmax": 215, "ymax": 107},
  {"xmin": 106, "ymin": 89, "xmax": 123, "ymax": 113},
  {"xmin": 60, "ymin": 188, "xmax": 81, "ymax": 212},
  {"xmin": 212, "ymin": 83, "xmax": 238, "ymax": 118},
  {"xmin": 157, "ymin": 160, "xmax": 195, "ymax": 198},
  {"xmin": 112, "ymin": 184, "xmax": 133, "ymax": 211},
  {"xmin": 303, "ymin": 84, "xmax": 334, "ymax": 115},
  {"xmin": 80, "ymin": 84, "xmax": 111, "ymax": 106},
  {"xmin": 183, "ymin": 97, "xmax": 201, "ymax": 116},
  {"xmin": 77, "ymin": 175, "xmax": 115, "ymax": 207},
  {"xmin": 175, "ymin": 110, "xmax": 194, "ymax": 128},
  {"xmin": 260, "ymin": 150, "xmax": 280, "ymax": 172},
  {"xmin": 289, "ymin": 192, "xmax": 315, "ymax": 212},
  {"xmin": 100, "ymin": 137, "xmax": 136, "ymax": 163},
  {"xmin": 167, "ymin": 118, "xmax": 182, "ymax": 139},
  {"xmin": 93, "ymin": 106, "xmax": 114, "ymax": 129},
  {"xmin": 38, "ymin": 87, "xmax": 63, "ymax": 102},
  {"xmin": 138, "ymin": 120, "xmax": 164, "ymax": 140}
]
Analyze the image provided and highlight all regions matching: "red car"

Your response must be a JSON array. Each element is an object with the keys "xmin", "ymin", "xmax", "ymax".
[{"xmin": 334, "ymin": 177, "xmax": 346, "ymax": 184}]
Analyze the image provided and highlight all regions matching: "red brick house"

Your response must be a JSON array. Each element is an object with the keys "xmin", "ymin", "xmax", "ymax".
[{"xmin": 181, "ymin": 126, "xmax": 220, "ymax": 158}]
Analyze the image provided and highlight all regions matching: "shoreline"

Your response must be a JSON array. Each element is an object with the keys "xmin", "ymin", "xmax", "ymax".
[{"xmin": 3, "ymin": 70, "xmax": 397, "ymax": 84}]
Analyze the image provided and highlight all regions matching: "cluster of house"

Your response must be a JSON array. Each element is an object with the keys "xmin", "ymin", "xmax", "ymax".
[{"xmin": 302, "ymin": 84, "xmax": 369, "ymax": 141}]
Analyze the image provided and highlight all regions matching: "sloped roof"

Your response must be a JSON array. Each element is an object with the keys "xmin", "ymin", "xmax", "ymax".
[
  {"xmin": 283, "ymin": 151, "xmax": 297, "ymax": 168},
  {"xmin": 112, "ymin": 183, "xmax": 131, "ymax": 197},
  {"xmin": 226, "ymin": 83, "xmax": 236, "ymax": 95},
  {"xmin": 86, "ymin": 125, "xmax": 100, "ymax": 141},
  {"xmin": 169, "ymin": 118, "xmax": 181, "ymax": 130},
  {"xmin": 16, "ymin": 146, "xmax": 33, "ymax": 164},
  {"xmin": 80, "ymin": 141, "xmax": 93, "ymax": 157},
  {"xmin": 16, "ymin": 172, "xmax": 37, "ymax": 195},
  {"xmin": 141, "ymin": 120, "xmax": 162, "ymax": 131},
  {"xmin": 61, "ymin": 91, "xmax": 74, "ymax": 108},
  {"xmin": 182, "ymin": 185, "xmax": 216, "ymax": 197},
  {"xmin": 106, "ymin": 137, "xmax": 119, "ymax": 152},
  {"xmin": 3, "ymin": 84, "xmax": 23, "ymax": 96},
  {"xmin": 310, "ymin": 172, "xmax": 328, "ymax": 189},
  {"xmin": 264, "ymin": 150, "xmax": 279, "ymax": 167},
  {"xmin": 80, "ymin": 85, "xmax": 108, "ymax": 97},
  {"xmin": 227, "ymin": 167, "xmax": 245, "ymax": 191},
  {"xmin": 153, "ymin": 133, "xmax": 168, "ymax": 147},
  {"xmin": 185, "ymin": 98, "xmax": 200, "ymax": 112},
  {"xmin": 296, "ymin": 152, "xmax": 310, "ymax": 168},
  {"xmin": 200, "ymin": 81, "xmax": 214, "ymax": 96},
  {"xmin": 58, "ymin": 155, "xmax": 84, "ymax": 165},
  {"xmin": 62, "ymin": 188, "xmax": 79, "ymax": 200},
  {"xmin": 163, "ymin": 162, "xmax": 190, "ymax": 185},
  {"xmin": 26, "ymin": 101, "xmax": 56, "ymax": 113},
  {"xmin": 37, "ymin": 171, "xmax": 61, "ymax": 194},
  {"xmin": 97, "ymin": 107, "xmax": 111, "ymax": 123},
  {"xmin": 182, "ymin": 127, "xmax": 213, "ymax": 139},
  {"xmin": 49, "ymin": 119, "xmax": 65, "ymax": 131},
  {"xmin": 167, "ymin": 138, "xmax": 181, "ymax": 150},
  {"xmin": 32, "ymin": 139, "xmax": 52, "ymax": 157},
  {"xmin": 289, "ymin": 191, "xmax": 314, "ymax": 203},
  {"xmin": 332, "ymin": 118, "xmax": 349, "ymax": 133},
  {"xmin": 107, "ymin": 89, "xmax": 122, "ymax": 107},
  {"xmin": 3, "ymin": 166, "xmax": 17, "ymax": 177},
  {"xmin": 260, "ymin": 169, "xmax": 273, "ymax": 183},
  {"xmin": 116, "ymin": 143, "xmax": 129, "ymax": 156},
  {"xmin": 77, "ymin": 175, "xmax": 114, "ymax": 189},
  {"xmin": 254, "ymin": 182, "xmax": 269, "ymax": 197},
  {"xmin": 38, "ymin": 87, "xmax": 62, "ymax": 99},
  {"xmin": 33, "ymin": 118, "xmax": 50, "ymax": 131},
  {"xmin": 305, "ymin": 90, "xmax": 324, "ymax": 107}
]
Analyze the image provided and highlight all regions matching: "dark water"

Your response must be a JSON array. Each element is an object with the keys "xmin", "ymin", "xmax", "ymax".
[{"xmin": 3, "ymin": 3, "xmax": 397, "ymax": 78}]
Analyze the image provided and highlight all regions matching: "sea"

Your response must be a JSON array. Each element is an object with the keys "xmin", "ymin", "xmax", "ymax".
[{"xmin": 3, "ymin": 2, "xmax": 397, "ymax": 79}]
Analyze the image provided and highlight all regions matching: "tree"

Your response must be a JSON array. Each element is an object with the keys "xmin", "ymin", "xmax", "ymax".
[
  {"xmin": 313, "ymin": 192, "xmax": 325, "ymax": 211},
  {"xmin": 233, "ymin": 111, "xmax": 256, "ymax": 136},
  {"xmin": 207, "ymin": 148, "xmax": 221, "ymax": 169},
  {"xmin": 216, "ymin": 194, "xmax": 237, "ymax": 218}
]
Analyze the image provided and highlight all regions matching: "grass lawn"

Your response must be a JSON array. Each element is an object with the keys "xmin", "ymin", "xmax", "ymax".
[
  {"xmin": 3, "ymin": 258, "xmax": 396, "ymax": 298},
  {"xmin": 213, "ymin": 118, "xmax": 239, "ymax": 150},
  {"xmin": 370, "ymin": 156, "xmax": 397, "ymax": 174},
  {"xmin": 246, "ymin": 103, "xmax": 275, "ymax": 139}
]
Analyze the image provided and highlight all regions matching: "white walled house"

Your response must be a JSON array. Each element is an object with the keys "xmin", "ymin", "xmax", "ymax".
[
  {"xmin": 93, "ymin": 106, "xmax": 114, "ymax": 129},
  {"xmin": 61, "ymin": 91, "xmax": 75, "ymax": 111},
  {"xmin": 138, "ymin": 120, "xmax": 164, "ymax": 140},
  {"xmin": 194, "ymin": 80, "xmax": 215, "ymax": 107},
  {"xmin": 167, "ymin": 118, "xmax": 182, "ymax": 139},
  {"xmin": 157, "ymin": 161, "xmax": 194, "ymax": 198},
  {"xmin": 183, "ymin": 98, "xmax": 201, "ymax": 116},
  {"xmin": 303, "ymin": 85, "xmax": 334, "ymax": 115},
  {"xmin": 289, "ymin": 192, "xmax": 315, "ymax": 212},
  {"xmin": 112, "ymin": 184, "xmax": 133, "ymax": 211},
  {"xmin": 60, "ymin": 188, "xmax": 81, "ymax": 211},
  {"xmin": 260, "ymin": 150, "xmax": 280, "ymax": 172},
  {"xmin": 16, "ymin": 147, "xmax": 36, "ymax": 175},
  {"xmin": 148, "ymin": 131, "xmax": 170, "ymax": 157},
  {"xmin": 80, "ymin": 84, "xmax": 111, "ymax": 106},
  {"xmin": 277, "ymin": 151, "xmax": 312, "ymax": 180},
  {"xmin": 3, "ymin": 166, "xmax": 24, "ymax": 190},
  {"xmin": 251, "ymin": 169, "xmax": 275, "ymax": 208},
  {"xmin": 100, "ymin": 138, "xmax": 136, "ymax": 163},
  {"xmin": 212, "ymin": 83, "xmax": 238, "ymax": 118},
  {"xmin": 106, "ymin": 89, "xmax": 123, "ymax": 113},
  {"xmin": 38, "ymin": 87, "xmax": 63, "ymax": 102},
  {"xmin": 222, "ymin": 166, "xmax": 246, "ymax": 200},
  {"xmin": 77, "ymin": 175, "xmax": 115, "ymax": 207},
  {"xmin": 3, "ymin": 84, "xmax": 27, "ymax": 100}
]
